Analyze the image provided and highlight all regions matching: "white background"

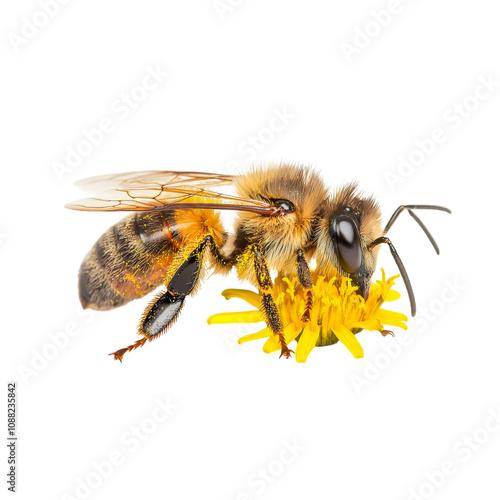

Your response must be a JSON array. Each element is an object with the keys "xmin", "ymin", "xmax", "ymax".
[{"xmin": 1, "ymin": 1, "xmax": 499, "ymax": 499}]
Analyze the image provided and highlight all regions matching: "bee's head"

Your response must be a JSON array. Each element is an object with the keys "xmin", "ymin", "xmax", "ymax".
[
  {"xmin": 316, "ymin": 183, "xmax": 383, "ymax": 298},
  {"xmin": 233, "ymin": 163, "xmax": 328, "ymax": 267}
]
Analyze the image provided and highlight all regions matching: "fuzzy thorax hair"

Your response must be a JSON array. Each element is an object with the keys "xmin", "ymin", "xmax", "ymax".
[{"xmin": 231, "ymin": 163, "xmax": 328, "ymax": 275}]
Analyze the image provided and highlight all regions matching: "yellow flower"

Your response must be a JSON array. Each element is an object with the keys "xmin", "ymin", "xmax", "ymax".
[{"xmin": 207, "ymin": 269, "xmax": 407, "ymax": 362}]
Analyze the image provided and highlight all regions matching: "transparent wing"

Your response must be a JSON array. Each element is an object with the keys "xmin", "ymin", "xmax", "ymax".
[
  {"xmin": 65, "ymin": 170, "xmax": 277, "ymax": 215},
  {"xmin": 74, "ymin": 170, "xmax": 234, "ymax": 193}
]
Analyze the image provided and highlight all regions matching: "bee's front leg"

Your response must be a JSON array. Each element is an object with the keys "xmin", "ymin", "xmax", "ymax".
[
  {"xmin": 110, "ymin": 235, "xmax": 215, "ymax": 361},
  {"xmin": 250, "ymin": 244, "xmax": 293, "ymax": 359}
]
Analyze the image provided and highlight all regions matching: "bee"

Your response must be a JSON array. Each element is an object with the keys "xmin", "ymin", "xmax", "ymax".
[{"xmin": 66, "ymin": 164, "xmax": 450, "ymax": 361}]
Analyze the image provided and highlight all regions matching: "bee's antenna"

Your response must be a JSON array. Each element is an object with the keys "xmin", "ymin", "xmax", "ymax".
[
  {"xmin": 384, "ymin": 205, "xmax": 451, "ymax": 255},
  {"xmin": 368, "ymin": 237, "xmax": 416, "ymax": 317}
]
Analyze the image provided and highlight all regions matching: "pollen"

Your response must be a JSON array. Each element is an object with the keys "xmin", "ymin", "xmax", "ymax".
[{"xmin": 207, "ymin": 269, "xmax": 407, "ymax": 362}]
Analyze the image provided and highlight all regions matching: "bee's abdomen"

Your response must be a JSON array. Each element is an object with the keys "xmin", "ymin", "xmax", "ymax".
[{"xmin": 79, "ymin": 211, "xmax": 182, "ymax": 311}]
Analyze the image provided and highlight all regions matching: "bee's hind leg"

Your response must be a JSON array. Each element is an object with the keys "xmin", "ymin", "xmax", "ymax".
[{"xmin": 110, "ymin": 235, "xmax": 216, "ymax": 362}]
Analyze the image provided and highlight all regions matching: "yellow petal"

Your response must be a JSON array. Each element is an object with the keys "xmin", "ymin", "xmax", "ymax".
[
  {"xmin": 262, "ymin": 325, "xmax": 300, "ymax": 353},
  {"xmin": 384, "ymin": 289, "xmax": 401, "ymax": 302},
  {"xmin": 263, "ymin": 335, "xmax": 282, "ymax": 353},
  {"xmin": 333, "ymin": 325, "xmax": 364, "ymax": 358},
  {"xmin": 221, "ymin": 289, "xmax": 261, "ymax": 308},
  {"xmin": 376, "ymin": 317, "xmax": 408, "ymax": 330},
  {"xmin": 352, "ymin": 319, "xmax": 382, "ymax": 331},
  {"xmin": 238, "ymin": 328, "xmax": 272, "ymax": 344},
  {"xmin": 295, "ymin": 326, "xmax": 320, "ymax": 363},
  {"xmin": 210, "ymin": 269, "xmax": 407, "ymax": 362},
  {"xmin": 383, "ymin": 321, "xmax": 407, "ymax": 330},
  {"xmin": 207, "ymin": 310, "xmax": 264, "ymax": 325},
  {"xmin": 374, "ymin": 308, "xmax": 408, "ymax": 330},
  {"xmin": 284, "ymin": 325, "xmax": 302, "ymax": 344}
]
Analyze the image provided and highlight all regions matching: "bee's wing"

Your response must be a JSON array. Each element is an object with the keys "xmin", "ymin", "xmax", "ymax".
[
  {"xmin": 74, "ymin": 170, "xmax": 234, "ymax": 193},
  {"xmin": 66, "ymin": 170, "xmax": 277, "ymax": 215}
]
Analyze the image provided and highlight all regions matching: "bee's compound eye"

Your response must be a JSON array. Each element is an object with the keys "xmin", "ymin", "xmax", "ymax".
[
  {"xmin": 333, "ymin": 215, "xmax": 362, "ymax": 274},
  {"xmin": 275, "ymin": 199, "xmax": 295, "ymax": 213}
]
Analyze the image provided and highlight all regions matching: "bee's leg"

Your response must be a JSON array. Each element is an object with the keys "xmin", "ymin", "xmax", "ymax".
[
  {"xmin": 297, "ymin": 251, "xmax": 313, "ymax": 323},
  {"xmin": 110, "ymin": 235, "xmax": 214, "ymax": 361},
  {"xmin": 250, "ymin": 244, "xmax": 293, "ymax": 359}
]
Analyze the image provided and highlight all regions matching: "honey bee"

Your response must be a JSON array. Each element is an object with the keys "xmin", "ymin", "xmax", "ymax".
[{"xmin": 66, "ymin": 164, "xmax": 450, "ymax": 361}]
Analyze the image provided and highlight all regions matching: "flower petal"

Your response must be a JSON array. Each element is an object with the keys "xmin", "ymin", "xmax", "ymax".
[
  {"xmin": 284, "ymin": 326, "xmax": 302, "ymax": 344},
  {"xmin": 384, "ymin": 289, "xmax": 401, "ymax": 302},
  {"xmin": 262, "ymin": 325, "xmax": 300, "ymax": 353},
  {"xmin": 333, "ymin": 325, "xmax": 364, "ymax": 358},
  {"xmin": 296, "ymin": 326, "xmax": 320, "ymax": 363},
  {"xmin": 221, "ymin": 289, "xmax": 261, "ymax": 308},
  {"xmin": 376, "ymin": 308, "xmax": 408, "ymax": 327},
  {"xmin": 207, "ymin": 310, "xmax": 264, "ymax": 325},
  {"xmin": 263, "ymin": 335, "xmax": 282, "ymax": 353},
  {"xmin": 352, "ymin": 319, "xmax": 382, "ymax": 331},
  {"xmin": 211, "ymin": 269, "xmax": 407, "ymax": 363},
  {"xmin": 238, "ymin": 328, "xmax": 272, "ymax": 344}
]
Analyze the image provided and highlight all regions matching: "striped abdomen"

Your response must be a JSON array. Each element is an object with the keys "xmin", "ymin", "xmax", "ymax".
[{"xmin": 78, "ymin": 210, "xmax": 184, "ymax": 311}]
